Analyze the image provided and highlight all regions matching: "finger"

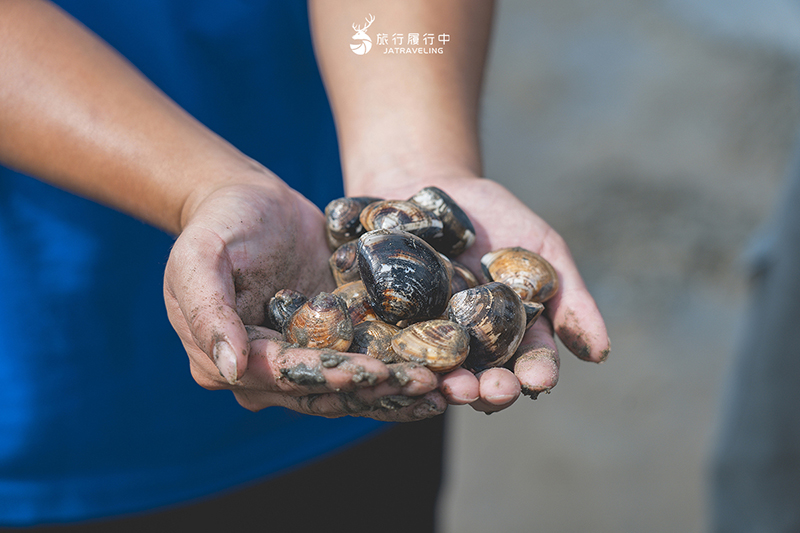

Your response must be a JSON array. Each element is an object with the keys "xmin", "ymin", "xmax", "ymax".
[
  {"xmin": 438, "ymin": 368, "xmax": 480, "ymax": 405},
  {"xmin": 513, "ymin": 316, "xmax": 560, "ymax": 399},
  {"xmin": 385, "ymin": 362, "xmax": 441, "ymax": 396},
  {"xmin": 240, "ymin": 339, "xmax": 440, "ymax": 398},
  {"xmin": 470, "ymin": 367, "xmax": 521, "ymax": 414},
  {"xmin": 239, "ymin": 390, "xmax": 448, "ymax": 422},
  {"xmin": 164, "ymin": 226, "xmax": 249, "ymax": 384},
  {"xmin": 539, "ymin": 232, "xmax": 610, "ymax": 363},
  {"xmin": 241, "ymin": 338, "xmax": 389, "ymax": 393}
]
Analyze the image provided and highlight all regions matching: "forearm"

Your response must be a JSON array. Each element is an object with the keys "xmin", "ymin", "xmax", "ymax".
[
  {"xmin": 309, "ymin": 0, "xmax": 494, "ymax": 195},
  {"xmin": 0, "ymin": 0, "xmax": 266, "ymax": 235}
]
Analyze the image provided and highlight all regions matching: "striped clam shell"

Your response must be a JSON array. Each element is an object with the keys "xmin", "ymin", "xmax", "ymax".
[
  {"xmin": 446, "ymin": 282, "xmax": 527, "ymax": 372},
  {"xmin": 391, "ymin": 319, "xmax": 470, "ymax": 373},
  {"xmin": 283, "ymin": 292, "xmax": 354, "ymax": 352}
]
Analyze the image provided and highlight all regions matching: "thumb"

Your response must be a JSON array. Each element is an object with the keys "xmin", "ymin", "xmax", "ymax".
[{"xmin": 164, "ymin": 226, "xmax": 250, "ymax": 384}]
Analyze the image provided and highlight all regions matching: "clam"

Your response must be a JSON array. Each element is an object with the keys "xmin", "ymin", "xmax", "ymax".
[
  {"xmin": 332, "ymin": 280, "xmax": 379, "ymax": 326},
  {"xmin": 391, "ymin": 319, "xmax": 470, "ymax": 373},
  {"xmin": 268, "ymin": 289, "xmax": 307, "ymax": 332},
  {"xmin": 359, "ymin": 200, "xmax": 443, "ymax": 243},
  {"xmin": 450, "ymin": 260, "xmax": 480, "ymax": 294},
  {"xmin": 480, "ymin": 247, "xmax": 559, "ymax": 303},
  {"xmin": 409, "ymin": 186, "xmax": 476, "ymax": 257},
  {"xmin": 283, "ymin": 292, "xmax": 354, "ymax": 351},
  {"xmin": 523, "ymin": 301, "xmax": 545, "ymax": 330},
  {"xmin": 349, "ymin": 320, "xmax": 403, "ymax": 364},
  {"xmin": 357, "ymin": 229, "xmax": 452, "ymax": 325},
  {"xmin": 446, "ymin": 282, "xmax": 527, "ymax": 372},
  {"xmin": 329, "ymin": 241, "xmax": 361, "ymax": 287},
  {"xmin": 324, "ymin": 196, "xmax": 382, "ymax": 250}
]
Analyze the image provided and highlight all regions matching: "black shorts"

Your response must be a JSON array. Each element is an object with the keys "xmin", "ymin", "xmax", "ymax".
[{"xmin": 9, "ymin": 415, "xmax": 446, "ymax": 533}]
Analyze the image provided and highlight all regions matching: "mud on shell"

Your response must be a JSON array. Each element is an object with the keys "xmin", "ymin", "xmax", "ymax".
[{"xmin": 349, "ymin": 320, "xmax": 403, "ymax": 364}]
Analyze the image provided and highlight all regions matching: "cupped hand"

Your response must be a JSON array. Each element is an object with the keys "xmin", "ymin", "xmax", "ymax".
[
  {"xmin": 163, "ymin": 174, "xmax": 446, "ymax": 422},
  {"xmin": 348, "ymin": 176, "xmax": 609, "ymax": 414}
]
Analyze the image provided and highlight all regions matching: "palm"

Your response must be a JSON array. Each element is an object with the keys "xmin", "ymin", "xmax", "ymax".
[{"xmin": 164, "ymin": 180, "xmax": 333, "ymax": 363}]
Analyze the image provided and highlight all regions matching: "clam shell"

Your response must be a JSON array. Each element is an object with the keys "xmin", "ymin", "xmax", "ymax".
[
  {"xmin": 357, "ymin": 229, "xmax": 452, "ymax": 325},
  {"xmin": 283, "ymin": 292, "xmax": 354, "ymax": 351},
  {"xmin": 324, "ymin": 196, "xmax": 382, "ymax": 250},
  {"xmin": 332, "ymin": 280, "xmax": 379, "ymax": 326},
  {"xmin": 480, "ymin": 247, "xmax": 559, "ymax": 303},
  {"xmin": 446, "ymin": 282, "xmax": 527, "ymax": 372},
  {"xmin": 329, "ymin": 241, "xmax": 361, "ymax": 287},
  {"xmin": 409, "ymin": 186, "xmax": 476, "ymax": 257},
  {"xmin": 359, "ymin": 200, "xmax": 443, "ymax": 243},
  {"xmin": 268, "ymin": 289, "xmax": 307, "ymax": 332},
  {"xmin": 349, "ymin": 320, "xmax": 403, "ymax": 364},
  {"xmin": 391, "ymin": 319, "xmax": 470, "ymax": 373},
  {"xmin": 523, "ymin": 301, "xmax": 545, "ymax": 330},
  {"xmin": 450, "ymin": 260, "xmax": 479, "ymax": 294}
]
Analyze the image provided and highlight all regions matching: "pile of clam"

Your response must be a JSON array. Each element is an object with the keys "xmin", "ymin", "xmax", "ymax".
[{"xmin": 268, "ymin": 187, "xmax": 558, "ymax": 373}]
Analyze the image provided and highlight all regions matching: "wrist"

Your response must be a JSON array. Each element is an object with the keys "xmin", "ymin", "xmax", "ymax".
[
  {"xmin": 177, "ymin": 158, "xmax": 287, "ymax": 233},
  {"xmin": 344, "ymin": 155, "xmax": 483, "ymax": 200}
]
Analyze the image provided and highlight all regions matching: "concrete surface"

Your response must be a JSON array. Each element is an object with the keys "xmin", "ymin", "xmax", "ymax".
[{"xmin": 438, "ymin": 1, "xmax": 800, "ymax": 531}]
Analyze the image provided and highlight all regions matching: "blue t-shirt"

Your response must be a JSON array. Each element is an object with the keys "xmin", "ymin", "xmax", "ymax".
[{"xmin": 0, "ymin": 1, "xmax": 384, "ymax": 525}]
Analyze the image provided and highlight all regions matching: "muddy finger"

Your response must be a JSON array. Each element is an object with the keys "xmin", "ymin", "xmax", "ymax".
[
  {"xmin": 385, "ymin": 362, "xmax": 440, "ymax": 396},
  {"xmin": 239, "ymin": 338, "xmax": 391, "ymax": 395},
  {"xmin": 514, "ymin": 316, "xmax": 560, "ymax": 399},
  {"xmin": 280, "ymin": 390, "xmax": 448, "ymax": 422}
]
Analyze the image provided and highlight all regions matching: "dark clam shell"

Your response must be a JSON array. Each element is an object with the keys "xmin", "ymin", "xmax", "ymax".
[
  {"xmin": 450, "ymin": 260, "xmax": 479, "ymax": 294},
  {"xmin": 268, "ymin": 289, "xmax": 307, "ymax": 332},
  {"xmin": 324, "ymin": 196, "xmax": 382, "ymax": 250},
  {"xmin": 349, "ymin": 320, "xmax": 403, "ymax": 364},
  {"xmin": 409, "ymin": 186, "xmax": 476, "ymax": 257},
  {"xmin": 357, "ymin": 229, "xmax": 452, "ymax": 325},
  {"xmin": 523, "ymin": 301, "xmax": 545, "ymax": 330},
  {"xmin": 283, "ymin": 292, "xmax": 354, "ymax": 352},
  {"xmin": 329, "ymin": 241, "xmax": 361, "ymax": 287},
  {"xmin": 446, "ymin": 281, "xmax": 527, "ymax": 372},
  {"xmin": 359, "ymin": 200, "xmax": 443, "ymax": 244},
  {"xmin": 480, "ymin": 247, "xmax": 559, "ymax": 303}
]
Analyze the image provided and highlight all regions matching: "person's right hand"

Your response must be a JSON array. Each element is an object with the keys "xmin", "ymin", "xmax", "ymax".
[{"xmin": 163, "ymin": 172, "xmax": 447, "ymax": 422}]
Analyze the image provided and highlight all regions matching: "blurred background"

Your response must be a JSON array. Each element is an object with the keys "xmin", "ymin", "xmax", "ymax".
[{"xmin": 438, "ymin": 0, "xmax": 800, "ymax": 531}]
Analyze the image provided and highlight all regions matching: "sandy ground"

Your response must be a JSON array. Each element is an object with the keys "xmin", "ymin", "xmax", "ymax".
[{"xmin": 438, "ymin": 1, "xmax": 800, "ymax": 532}]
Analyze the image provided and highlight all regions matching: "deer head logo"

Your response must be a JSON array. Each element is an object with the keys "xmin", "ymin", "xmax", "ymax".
[{"xmin": 350, "ymin": 14, "xmax": 375, "ymax": 55}]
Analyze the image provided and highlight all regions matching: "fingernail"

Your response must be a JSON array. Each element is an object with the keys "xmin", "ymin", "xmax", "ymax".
[
  {"xmin": 485, "ymin": 393, "xmax": 516, "ymax": 404},
  {"xmin": 213, "ymin": 341, "xmax": 238, "ymax": 384},
  {"xmin": 452, "ymin": 392, "xmax": 480, "ymax": 403}
]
